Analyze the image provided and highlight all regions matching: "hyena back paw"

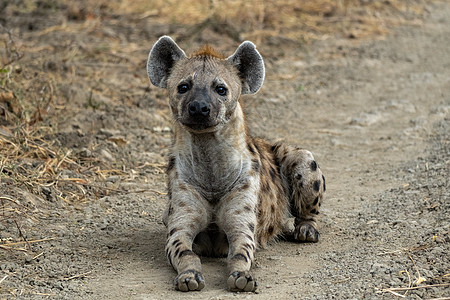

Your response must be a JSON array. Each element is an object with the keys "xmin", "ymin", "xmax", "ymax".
[
  {"xmin": 227, "ymin": 271, "xmax": 257, "ymax": 292},
  {"xmin": 174, "ymin": 270, "xmax": 205, "ymax": 292},
  {"xmin": 294, "ymin": 221, "xmax": 320, "ymax": 243}
]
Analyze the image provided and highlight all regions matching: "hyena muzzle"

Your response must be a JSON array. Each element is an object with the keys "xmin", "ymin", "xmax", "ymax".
[{"xmin": 147, "ymin": 36, "xmax": 326, "ymax": 292}]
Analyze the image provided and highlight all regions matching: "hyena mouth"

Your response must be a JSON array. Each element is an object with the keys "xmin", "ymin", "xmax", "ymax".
[{"xmin": 182, "ymin": 120, "xmax": 220, "ymax": 132}]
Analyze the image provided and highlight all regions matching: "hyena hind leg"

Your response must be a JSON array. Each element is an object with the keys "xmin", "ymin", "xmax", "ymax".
[{"xmin": 273, "ymin": 143, "xmax": 326, "ymax": 242}]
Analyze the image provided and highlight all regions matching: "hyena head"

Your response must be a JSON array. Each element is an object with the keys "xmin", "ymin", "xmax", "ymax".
[{"xmin": 147, "ymin": 36, "xmax": 265, "ymax": 133}]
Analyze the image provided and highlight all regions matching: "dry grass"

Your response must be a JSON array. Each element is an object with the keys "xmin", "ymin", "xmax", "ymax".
[
  {"xmin": 6, "ymin": 0, "xmax": 427, "ymax": 42},
  {"xmin": 0, "ymin": 122, "xmax": 119, "ymax": 252},
  {"xmin": 110, "ymin": 0, "xmax": 426, "ymax": 40},
  {"xmin": 376, "ymin": 246, "xmax": 450, "ymax": 298}
]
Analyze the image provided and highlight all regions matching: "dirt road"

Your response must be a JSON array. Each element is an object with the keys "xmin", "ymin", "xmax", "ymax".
[{"xmin": 1, "ymin": 1, "xmax": 449, "ymax": 299}]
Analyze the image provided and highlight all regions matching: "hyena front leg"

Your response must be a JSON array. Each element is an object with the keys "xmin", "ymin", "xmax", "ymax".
[
  {"xmin": 274, "ymin": 144, "xmax": 326, "ymax": 242},
  {"xmin": 217, "ymin": 183, "xmax": 259, "ymax": 292},
  {"xmin": 164, "ymin": 183, "xmax": 211, "ymax": 292}
]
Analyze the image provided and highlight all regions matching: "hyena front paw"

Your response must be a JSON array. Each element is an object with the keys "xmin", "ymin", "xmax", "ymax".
[
  {"xmin": 294, "ymin": 222, "xmax": 320, "ymax": 243},
  {"xmin": 227, "ymin": 271, "xmax": 257, "ymax": 292},
  {"xmin": 174, "ymin": 270, "xmax": 205, "ymax": 292}
]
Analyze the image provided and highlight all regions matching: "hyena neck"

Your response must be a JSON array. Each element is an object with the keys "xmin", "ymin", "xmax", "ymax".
[{"xmin": 174, "ymin": 105, "xmax": 248, "ymax": 200}]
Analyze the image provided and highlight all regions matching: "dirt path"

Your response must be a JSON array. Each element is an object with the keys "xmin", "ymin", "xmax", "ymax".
[
  {"xmin": 1, "ymin": 1, "xmax": 449, "ymax": 299},
  {"xmin": 79, "ymin": 2, "xmax": 450, "ymax": 299}
]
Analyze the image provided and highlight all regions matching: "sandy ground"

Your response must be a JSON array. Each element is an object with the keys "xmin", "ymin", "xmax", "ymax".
[{"xmin": 1, "ymin": 1, "xmax": 449, "ymax": 299}]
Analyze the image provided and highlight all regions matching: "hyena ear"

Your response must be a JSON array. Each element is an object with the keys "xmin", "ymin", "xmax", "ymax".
[
  {"xmin": 147, "ymin": 36, "xmax": 186, "ymax": 88},
  {"xmin": 227, "ymin": 41, "xmax": 265, "ymax": 94}
]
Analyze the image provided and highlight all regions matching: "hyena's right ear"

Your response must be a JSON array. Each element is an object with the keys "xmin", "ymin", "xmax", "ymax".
[
  {"xmin": 227, "ymin": 41, "xmax": 265, "ymax": 94},
  {"xmin": 147, "ymin": 36, "xmax": 186, "ymax": 88}
]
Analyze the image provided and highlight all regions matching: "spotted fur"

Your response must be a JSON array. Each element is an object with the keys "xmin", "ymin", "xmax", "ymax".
[{"xmin": 147, "ymin": 36, "xmax": 325, "ymax": 292}]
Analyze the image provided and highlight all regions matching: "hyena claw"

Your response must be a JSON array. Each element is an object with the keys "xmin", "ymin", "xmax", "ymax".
[
  {"xmin": 227, "ymin": 271, "xmax": 257, "ymax": 292},
  {"xmin": 174, "ymin": 270, "xmax": 205, "ymax": 292}
]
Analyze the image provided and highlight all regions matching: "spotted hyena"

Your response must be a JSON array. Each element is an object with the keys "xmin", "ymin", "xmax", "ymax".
[{"xmin": 147, "ymin": 36, "xmax": 325, "ymax": 292}]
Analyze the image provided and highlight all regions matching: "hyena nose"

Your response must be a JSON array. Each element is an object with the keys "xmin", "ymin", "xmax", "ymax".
[{"xmin": 188, "ymin": 101, "xmax": 210, "ymax": 117}]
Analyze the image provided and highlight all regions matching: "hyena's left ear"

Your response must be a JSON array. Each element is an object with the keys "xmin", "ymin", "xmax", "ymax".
[
  {"xmin": 227, "ymin": 41, "xmax": 265, "ymax": 94},
  {"xmin": 147, "ymin": 36, "xmax": 187, "ymax": 88}
]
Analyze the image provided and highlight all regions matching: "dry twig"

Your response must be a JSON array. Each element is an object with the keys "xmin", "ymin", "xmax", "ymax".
[
  {"xmin": 0, "ymin": 237, "xmax": 56, "ymax": 247},
  {"xmin": 379, "ymin": 283, "xmax": 450, "ymax": 293},
  {"xmin": 63, "ymin": 271, "xmax": 93, "ymax": 281}
]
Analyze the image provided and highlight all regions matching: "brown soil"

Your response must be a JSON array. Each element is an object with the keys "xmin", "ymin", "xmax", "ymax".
[{"xmin": 1, "ymin": 1, "xmax": 449, "ymax": 299}]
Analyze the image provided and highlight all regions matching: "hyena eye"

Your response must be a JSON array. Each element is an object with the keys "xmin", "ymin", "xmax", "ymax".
[
  {"xmin": 177, "ymin": 83, "xmax": 190, "ymax": 94},
  {"xmin": 215, "ymin": 86, "xmax": 227, "ymax": 96}
]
